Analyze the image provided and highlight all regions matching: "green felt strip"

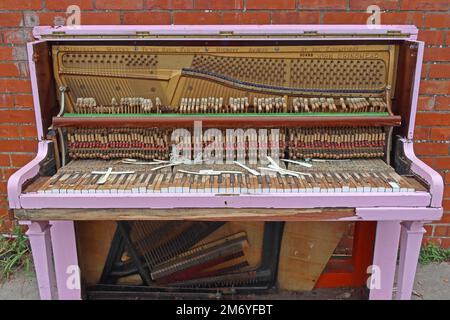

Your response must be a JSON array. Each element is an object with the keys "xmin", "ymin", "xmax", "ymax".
[{"xmin": 63, "ymin": 112, "xmax": 390, "ymax": 118}]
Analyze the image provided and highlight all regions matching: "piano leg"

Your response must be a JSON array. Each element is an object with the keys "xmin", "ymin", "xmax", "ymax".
[
  {"xmin": 395, "ymin": 221, "xmax": 426, "ymax": 300},
  {"xmin": 50, "ymin": 220, "xmax": 81, "ymax": 300},
  {"xmin": 369, "ymin": 221, "xmax": 401, "ymax": 300},
  {"xmin": 20, "ymin": 221, "xmax": 57, "ymax": 300}
]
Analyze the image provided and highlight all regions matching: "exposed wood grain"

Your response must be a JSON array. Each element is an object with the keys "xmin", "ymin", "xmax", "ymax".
[
  {"xmin": 14, "ymin": 208, "xmax": 355, "ymax": 221},
  {"xmin": 278, "ymin": 221, "xmax": 349, "ymax": 291}
]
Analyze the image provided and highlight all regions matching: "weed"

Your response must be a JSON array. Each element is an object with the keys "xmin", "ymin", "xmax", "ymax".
[
  {"xmin": 419, "ymin": 243, "xmax": 450, "ymax": 265},
  {"xmin": 0, "ymin": 225, "xmax": 32, "ymax": 281}
]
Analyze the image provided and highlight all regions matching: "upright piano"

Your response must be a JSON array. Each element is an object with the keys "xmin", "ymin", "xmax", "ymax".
[{"xmin": 7, "ymin": 25, "xmax": 443, "ymax": 300}]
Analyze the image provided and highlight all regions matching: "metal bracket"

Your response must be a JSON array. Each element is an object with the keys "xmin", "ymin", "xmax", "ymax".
[{"xmin": 57, "ymin": 86, "xmax": 68, "ymax": 117}]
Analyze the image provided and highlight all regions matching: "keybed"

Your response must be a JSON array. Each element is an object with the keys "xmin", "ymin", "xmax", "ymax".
[{"xmin": 29, "ymin": 159, "xmax": 425, "ymax": 195}]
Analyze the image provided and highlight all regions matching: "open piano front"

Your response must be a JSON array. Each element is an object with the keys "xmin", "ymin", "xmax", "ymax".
[{"xmin": 7, "ymin": 25, "xmax": 443, "ymax": 300}]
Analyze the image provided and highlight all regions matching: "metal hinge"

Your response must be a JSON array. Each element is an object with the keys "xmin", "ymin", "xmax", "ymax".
[
  {"xmin": 303, "ymin": 30, "xmax": 319, "ymax": 35},
  {"xmin": 51, "ymin": 31, "xmax": 66, "ymax": 36},
  {"xmin": 219, "ymin": 31, "xmax": 234, "ymax": 36},
  {"xmin": 135, "ymin": 31, "xmax": 151, "ymax": 37},
  {"xmin": 387, "ymin": 30, "xmax": 403, "ymax": 35}
]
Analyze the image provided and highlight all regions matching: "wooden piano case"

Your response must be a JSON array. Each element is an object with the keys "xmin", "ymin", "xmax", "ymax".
[{"xmin": 8, "ymin": 25, "xmax": 443, "ymax": 300}]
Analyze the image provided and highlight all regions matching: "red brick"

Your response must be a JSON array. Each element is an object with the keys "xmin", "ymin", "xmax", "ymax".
[
  {"xmin": 96, "ymin": 0, "xmax": 144, "ymax": 9},
  {"xmin": 0, "ymin": 94, "xmax": 13, "ymax": 108},
  {"xmin": 14, "ymin": 95, "xmax": 34, "ymax": 108},
  {"xmin": 0, "ymin": 63, "xmax": 19, "ymax": 77},
  {"xmin": 123, "ymin": 12, "xmax": 171, "ymax": 25},
  {"xmin": 423, "ymin": 225, "xmax": 433, "ymax": 236},
  {"xmin": 10, "ymin": 154, "xmax": 34, "ymax": 167},
  {"xmin": 0, "ymin": 216, "xmax": 13, "ymax": 233},
  {"xmin": 323, "ymin": 12, "xmax": 367, "ymax": 24},
  {"xmin": 429, "ymin": 64, "xmax": 450, "ymax": 79},
  {"xmin": 413, "ymin": 126, "xmax": 431, "ymax": 139},
  {"xmin": 173, "ymin": 12, "xmax": 222, "ymax": 25},
  {"xmin": 424, "ymin": 48, "xmax": 450, "ymax": 62},
  {"xmin": 416, "ymin": 113, "xmax": 450, "ymax": 126},
  {"xmin": 80, "ymin": 12, "xmax": 122, "ymax": 25},
  {"xmin": 145, "ymin": 0, "xmax": 193, "ymax": 9},
  {"xmin": 299, "ymin": 0, "xmax": 346, "ymax": 9},
  {"xmin": 401, "ymin": 0, "xmax": 449, "ymax": 11},
  {"xmin": 349, "ymin": 0, "xmax": 398, "ymax": 10},
  {"xmin": 0, "ymin": 13, "xmax": 23, "ymax": 27},
  {"xmin": 195, "ymin": 0, "xmax": 243, "ymax": 10},
  {"xmin": 0, "ymin": 125, "xmax": 20, "ymax": 138},
  {"xmin": 0, "ymin": 47, "xmax": 13, "ymax": 61},
  {"xmin": 381, "ymin": 12, "xmax": 423, "ymax": 27},
  {"xmin": 414, "ymin": 142, "xmax": 448, "ymax": 156},
  {"xmin": 223, "ymin": 12, "xmax": 271, "ymax": 25},
  {"xmin": 0, "ymin": 201, "xmax": 8, "ymax": 211},
  {"xmin": 38, "ymin": 12, "xmax": 112, "ymax": 26},
  {"xmin": 418, "ymin": 156, "xmax": 435, "ymax": 168},
  {"xmin": 441, "ymin": 213, "xmax": 450, "ymax": 223},
  {"xmin": 46, "ymin": 0, "xmax": 94, "ymax": 10},
  {"xmin": 424, "ymin": 13, "xmax": 450, "ymax": 28},
  {"xmin": 430, "ymin": 127, "xmax": 450, "ymax": 140},
  {"xmin": 0, "ymin": 140, "xmax": 37, "ymax": 153},
  {"xmin": 435, "ymin": 96, "xmax": 450, "ymax": 111},
  {"xmin": 18, "ymin": 126, "xmax": 37, "ymax": 138},
  {"xmin": 418, "ymin": 30, "xmax": 445, "ymax": 46},
  {"xmin": 446, "ymin": 172, "xmax": 450, "ymax": 184},
  {"xmin": 271, "ymin": 11, "xmax": 320, "ymax": 24},
  {"xmin": 247, "ymin": 0, "xmax": 296, "ymax": 10},
  {"xmin": 0, "ymin": 110, "xmax": 35, "ymax": 123},
  {"xmin": 421, "ymin": 64, "xmax": 429, "ymax": 79},
  {"xmin": 417, "ymin": 96, "xmax": 435, "ymax": 111},
  {"xmin": 434, "ymin": 225, "xmax": 450, "ymax": 237},
  {"xmin": 447, "ymin": 31, "xmax": 450, "ymax": 46},
  {"xmin": 422, "ymin": 237, "xmax": 442, "ymax": 246},
  {"xmin": 0, "ymin": 79, "xmax": 32, "ymax": 94},
  {"xmin": 419, "ymin": 80, "xmax": 450, "ymax": 95},
  {"xmin": 0, "ymin": 154, "xmax": 9, "ymax": 166},
  {"xmin": 442, "ymin": 238, "xmax": 450, "ymax": 249},
  {"xmin": 2, "ymin": 29, "xmax": 33, "ymax": 45},
  {"xmin": 435, "ymin": 157, "xmax": 450, "ymax": 170},
  {"xmin": 1, "ymin": 167, "xmax": 18, "ymax": 180},
  {"xmin": 0, "ymin": 0, "xmax": 41, "ymax": 10}
]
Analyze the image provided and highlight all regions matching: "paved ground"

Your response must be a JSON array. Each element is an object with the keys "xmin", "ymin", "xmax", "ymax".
[
  {"xmin": 411, "ymin": 262, "xmax": 450, "ymax": 300},
  {"xmin": 0, "ymin": 262, "xmax": 448, "ymax": 300}
]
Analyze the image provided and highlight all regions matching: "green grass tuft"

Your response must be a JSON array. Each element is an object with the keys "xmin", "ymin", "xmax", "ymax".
[
  {"xmin": 0, "ymin": 224, "xmax": 32, "ymax": 281},
  {"xmin": 419, "ymin": 243, "xmax": 450, "ymax": 265}
]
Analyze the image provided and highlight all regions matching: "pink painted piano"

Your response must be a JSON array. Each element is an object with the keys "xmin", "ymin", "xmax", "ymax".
[{"xmin": 7, "ymin": 25, "xmax": 443, "ymax": 300}]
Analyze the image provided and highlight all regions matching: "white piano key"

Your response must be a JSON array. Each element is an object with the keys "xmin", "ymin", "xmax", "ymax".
[{"xmin": 388, "ymin": 181, "xmax": 400, "ymax": 192}]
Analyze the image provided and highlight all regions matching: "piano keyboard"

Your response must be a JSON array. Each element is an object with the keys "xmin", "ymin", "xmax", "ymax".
[{"xmin": 26, "ymin": 159, "xmax": 426, "ymax": 195}]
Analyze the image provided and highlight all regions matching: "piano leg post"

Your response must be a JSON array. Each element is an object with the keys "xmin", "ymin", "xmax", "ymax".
[
  {"xmin": 369, "ymin": 220, "xmax": 401, "ymax": 300},
  {"xmin": 50, "ymin": 220, "xmax": 81, "ymax": 300},
  {"xmin": 395, "ymin": 221, "xmax": 425, "ymax": 300},
  {"xmin": 21, "ymin": 221, "xmax": 57, "ymax": 300}
]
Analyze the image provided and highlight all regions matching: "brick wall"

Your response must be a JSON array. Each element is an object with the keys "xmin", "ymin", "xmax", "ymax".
[{"xmin": 0, "ymin": 0, "xmax": 448, "ymax": 247}]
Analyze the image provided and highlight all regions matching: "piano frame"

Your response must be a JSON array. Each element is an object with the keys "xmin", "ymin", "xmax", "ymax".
[{"xmin": 7, "ymin": 24, "xmax": 443, "ymax": 300}]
